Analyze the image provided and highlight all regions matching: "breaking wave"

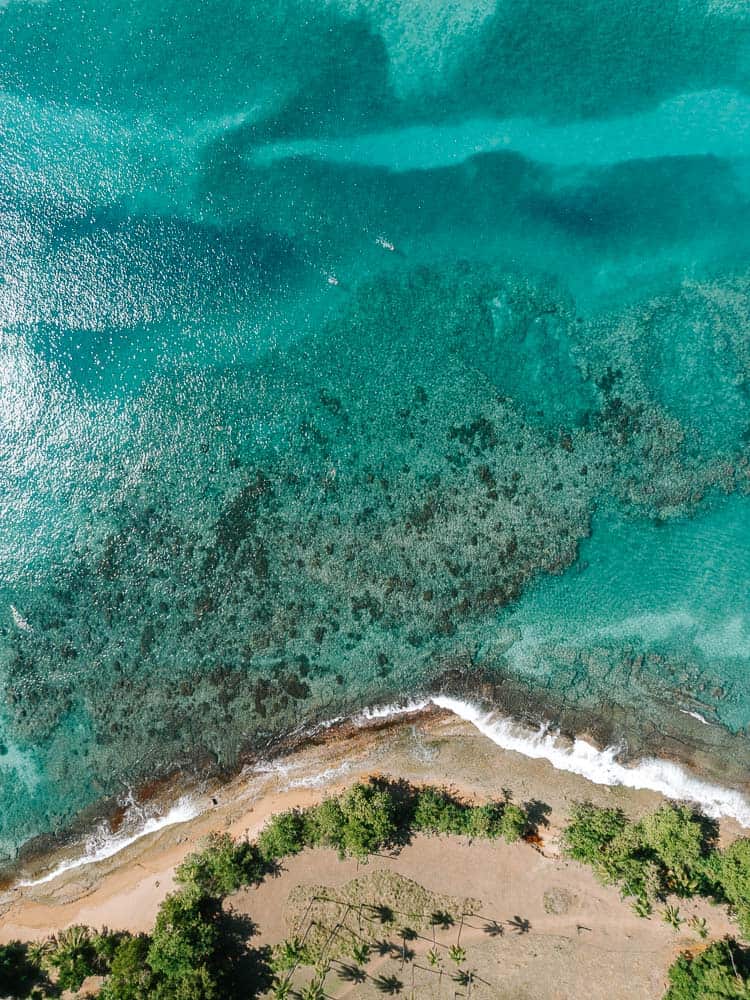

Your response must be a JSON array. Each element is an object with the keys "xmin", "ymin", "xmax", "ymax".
[
  {"xmin": 431, "ymin": 695, "xmax": 750, "ymax": 827},
  {"xmin": 19, "ymin": 796, "xmax": 198, "ymax": 888}
]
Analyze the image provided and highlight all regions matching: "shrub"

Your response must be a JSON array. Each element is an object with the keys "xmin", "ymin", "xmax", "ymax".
[
  {"xmin": 597, "ymin": 824, "xmax": 655, "ymax": 901},
  {"xmin": 336, "ymin": 781, "xmax": 398, "ymax": 858},
  {"xmin": 639, "ymin": 805, "xmax": 714, "ymax": 894},
  {"xmin": 498, "ymin": 804, "xmax": 529, "ymax": 843},
  {"xmin": 93, "ymin": 928, "xmax": 127, "ymax": 967},
  {"xmin": 716, "ymin": 838, "xmax": 750, "ymax": 937},
  {"xmin": 465, "ymin": 802, "xmax": 503, "ymax": 839},
  {"xmin": 176, "ymin": 832, "xmax": 266, "ymax": 895},
  {"xmin": 412, "ymin": 788, "xmax": 468, "ymax": 836},
  {"xmin": 563, "ymin": 803, "xmax": 630, "ymax": 865},
  {"xmin": 257, "ymin": 810, "xmax": 308, "ymax": 861},
  {"xmin": 563, "ymin": 803, "xmax": 657, "ymax": 903},
  {"xmin": 664, "ymin": 938, "xmax": 750, "ymax": 999},
  {"xmin": 563, "ymin": 801, "xmax": 729, "ymax": 910},
  {"xmin": 305, "ymin": 797, "xmax": 346, "ymax": 851}
]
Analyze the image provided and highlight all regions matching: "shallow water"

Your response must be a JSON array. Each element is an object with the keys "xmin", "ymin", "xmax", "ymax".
[{"xmin": 1, "ymin": 0, "xmax": 749, "ymax": 861}]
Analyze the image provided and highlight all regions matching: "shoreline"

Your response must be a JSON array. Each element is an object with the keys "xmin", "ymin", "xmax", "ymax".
[
  {"xmin": 2, "ymin": 695, "xmax": 749, "ymax": 944},
  {"xmin": 8, "ymin": 652, "xmax": 750, "ymax": 889},
  {"xmin": 4, "ymin": 690, "xmax": 750, "ymax": 896}
]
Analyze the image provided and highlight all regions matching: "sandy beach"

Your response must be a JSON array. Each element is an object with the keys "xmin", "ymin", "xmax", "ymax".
[{"xmin": 0, "ymin": 706, "xmax": 743, "ymax": 998}]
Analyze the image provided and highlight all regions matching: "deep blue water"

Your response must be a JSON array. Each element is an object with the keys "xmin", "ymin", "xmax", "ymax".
[{"xmin": 1, "ymin": 0, "xmax": 749, "ymax": 861}]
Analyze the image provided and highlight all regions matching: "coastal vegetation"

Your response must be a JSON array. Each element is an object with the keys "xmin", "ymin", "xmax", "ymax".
[
  {"xmin": 663, "ymin": 939, "xmax": 750, "ymax": 1000},
  {"xmin": 2, "ymin": 783, "xmax": 750, "ymax": 997},
  {"xmin": 562, "ymin": 802, "xmax": 718, "ymax": 910}
]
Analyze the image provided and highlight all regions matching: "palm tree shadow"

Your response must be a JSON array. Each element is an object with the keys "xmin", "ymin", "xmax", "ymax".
[
  {"xmin": 482, "ymin": 919, "xmax": 504, "ymax": 937},
  {"xmin": 374, "ymin": 973, "xmax": 404, "ymax": 994},
  {"xmin": 430, "ymin": 910, "xmax": 455, "ymax": 931},
  {"xmin": 337, "ymin": 962, "xmax": 367, "ymax": 984},
  {"xmin": 368, "ymin": 903, "xmax": 395, "ymax": 925},
  {"xmin": 508, "ymin": 915, "xmax": 531, "ymax": 934},
  {"xmin": 375, "ymin": 938, "xmax": 398, "ymax": 957}
]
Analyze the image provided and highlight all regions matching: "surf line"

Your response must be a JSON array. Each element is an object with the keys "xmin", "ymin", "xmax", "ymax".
[
  {"xmin": 430, "ymin": 695, "xmax": 750, "ymax": 827},
  {"xmin": 15, "ymin": 693, "xmax": 750, "ymax": 889},
  {"xmin": 18, "ymin": 797, "xmax": 198, "ymax": 889}
]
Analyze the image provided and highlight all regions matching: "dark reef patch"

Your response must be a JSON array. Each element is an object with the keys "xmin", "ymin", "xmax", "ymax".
[{"xmin": 1, "ymin": 263, "xmax": 748, "ymax": 858}]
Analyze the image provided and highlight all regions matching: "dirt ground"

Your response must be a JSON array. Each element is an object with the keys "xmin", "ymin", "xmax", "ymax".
[{"xmin": 232, "ymin": 835, "xmax": 732, "ymax": 999}]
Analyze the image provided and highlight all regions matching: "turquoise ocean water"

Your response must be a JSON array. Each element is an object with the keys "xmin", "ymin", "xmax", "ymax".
[{"xmin": 1, "ymin": 0, "xmax": 750, "ymax": 863}]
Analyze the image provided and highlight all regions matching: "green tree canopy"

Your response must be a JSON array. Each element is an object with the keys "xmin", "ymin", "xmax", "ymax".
[
  {"xmin": 664, "ymin": 938, "xmax": 750, "ymax": 1000},
  {"xmin": 257, "ymin": 809, "xmax": 308, "ymax": 861},
  {"xmin": 175, "ymin": 832, "xmax": 265, "ymax": 895},
  {"xmin": 147, "ymin": 888, "xmax": 222, "ymax": 999},
  {"xmin": 717, "ymin": 839, "xmax": 750, "ymax": 937},
  {"xmin": 99, "ymin": 934, "xmax": 155, "ymax": 1000}
]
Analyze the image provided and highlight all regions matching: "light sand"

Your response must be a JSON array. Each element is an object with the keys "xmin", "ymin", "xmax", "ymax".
[{"xmin": 0, "ymin": 710, "xmax": 741, "ymax": 998}]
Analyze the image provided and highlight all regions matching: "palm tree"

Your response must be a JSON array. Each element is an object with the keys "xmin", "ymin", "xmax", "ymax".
[
  {"xmin": 51, "ymin": 925, "xmax": 92, "ymax": 952},
  {"xmin": 274, "ymin": 936, "xmax": 309, "ymax": 972},
  {"xmin": 26, "ymin": 938, "xmax": 53, "ymax": 971},
  {"xmin": 272, "ymin": 978, "xmax": 294, "ymax": 999},
  {"xmin": 689, "ymin": 915, "xmax": 709, "ymax": 939},
  {"xmin": 673, "ymin": 871, "xmax": 700, "ymax": 897},
  {"xmin": 350, "ymin": 941, "xmax": 371, "ymax": 965},
  {"xmin": 427, "ymin": 947, "xmax": 441, "ymax": 969},
  {"xmin": 662, "ymin": 905, "xmax": 684, "ymax": 930},
  {"xmin": 297, "ymin": 975, "xmax": 327, "ymax": 1000},
  {"xmin": 448, "ymin": 945, "xmax": 466, "ymax": 966},
  {"xmin": 315, "ymin": 960, "xmax": 331, "ymax": 981}
]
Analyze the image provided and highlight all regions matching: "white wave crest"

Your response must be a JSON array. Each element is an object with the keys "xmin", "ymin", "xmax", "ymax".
[
  {"xmin": 432, "ymin": 695, "xmax": 750, "ymax": 827},
  {"xmin": 19, "ymin": 796, "xmax": 198, "ymax": 888},
  {"xmin": 355, "ymin": 699, "xmax": 430, "ymax": 722}
]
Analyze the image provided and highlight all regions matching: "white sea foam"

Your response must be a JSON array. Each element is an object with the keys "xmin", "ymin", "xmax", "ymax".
[
  {"xmin": 431, "ymin": 695, "xmax": 750, "ymax": 827},
  {"xmin": 19, "ymin": 796, "xmax": 198, "ymax": 888},
  {"xmin": 252, "ymin": 756, "xmax": 353, "ymax": 789},
  {"xmin": 355, "ymin": 699, "xmax": 430, "ymax": 722}
]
